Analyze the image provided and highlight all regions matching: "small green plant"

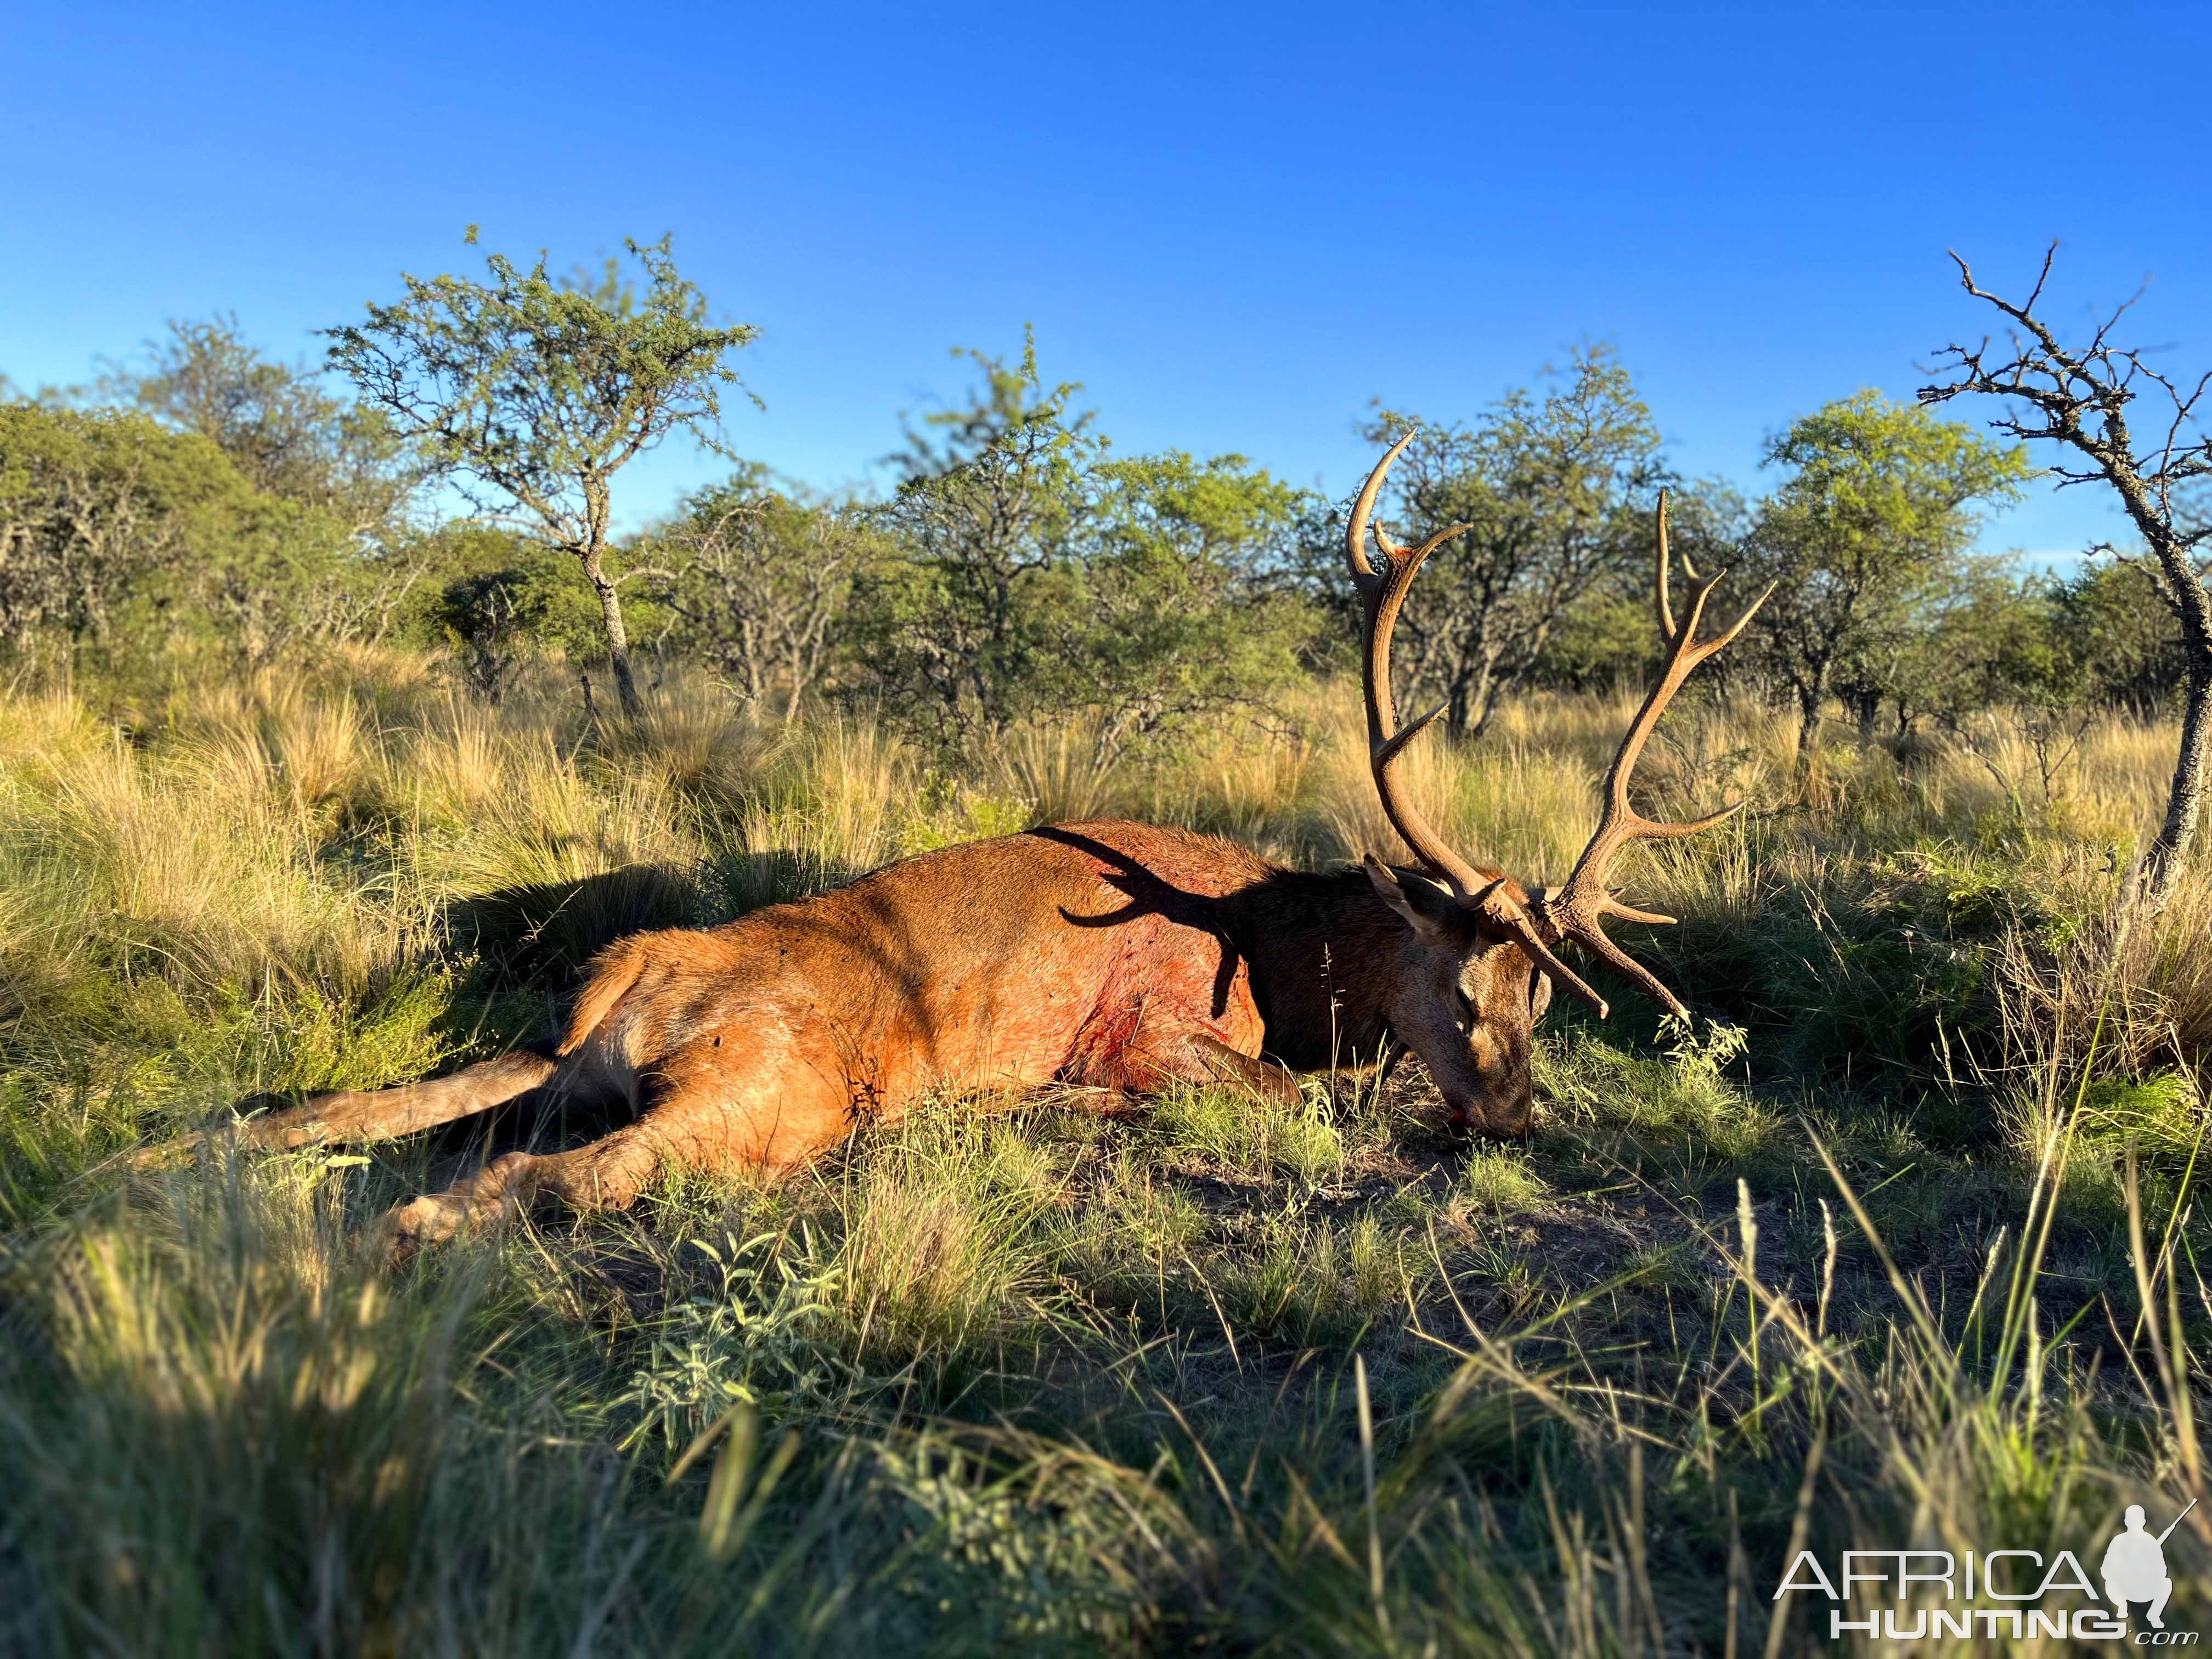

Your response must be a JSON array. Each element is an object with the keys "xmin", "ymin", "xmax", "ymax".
[{"xmin": 612, "ymin": 1229, "xmax": 853, "ymax": 1460}]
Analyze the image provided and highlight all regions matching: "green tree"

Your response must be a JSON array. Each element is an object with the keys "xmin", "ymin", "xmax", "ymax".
[
  {"xmin": 1894, "ymin": 571, "xmax": 2098, "ymax": 808},
  {"xmin": 0, "ymin": 401, "xmax": 342, "ymax": 666},
  {"xmin": 0, "ymin": 407, "xmax": 243, "ymax": 659},
  {"xmin": 1359, "ymin": 345, "xmax": 1667, "ymax": 737},
  {"xmin": 326, "ymin": 232, "xmax": 756, "ymax": 717},
  {"xmin": 858, "ymin": 336, "xmax": 1312, "ymax": 761},
  {"xmin": 862, "ymin": 336, "xmax": 1101, "ymax": 748},
  {"xmin": 119, "ymin": 315, "xmax": 438, "ymax": 650},
  {"xmin": 2051, "ymin": 558, "xmax": 2188, "ymax": 716},
  {"xmin": 120, "ymin": 314, "xmax": 420, "ymax": 539},
  {"xmin": 1740, "ymin": 391, "xmax": 2031, "ymax": 761},
  {"xmin": 1523, "ymin": 478, "xmax": 1752, "ymax": 696},
  {"xmin": 1051, "ymin": 449, "xmax": 1316, "ymax": 763},
  {"xmin": 422, "ymin": 527, "xmax": 587, "ymax": 702}
]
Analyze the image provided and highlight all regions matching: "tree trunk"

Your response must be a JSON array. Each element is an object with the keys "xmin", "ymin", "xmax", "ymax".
[
  {"xmin": 1851, "ymin": 691, "xmax": 1881, "ymax": 750},
  {"xmin": 1792, "ymin": 689, "xmax": 1816, "ymax": 767},
  {"xmin": 580, "ymin": 545, "xmax": 644, "ymax": 720},
  {"xmin": 1446, "ymin": 673, "xmax": 1474, "ymax": 739},
  {"xmin": 2091, "ymin": 483, "xmax": 2212, "ymax": 904},
  {"xmin": 1447, "ymin": 652, "xmax": 1499, "ymax": 740},
  {"xmin": 2142, "ymin": 649, "xmax": 2212, "ymax": 905}
]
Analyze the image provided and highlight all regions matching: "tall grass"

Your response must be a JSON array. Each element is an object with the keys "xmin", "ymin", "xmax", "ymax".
[{"xmin": 0, "ymin": 648, "xmax": 2206, "ymax": 1654}]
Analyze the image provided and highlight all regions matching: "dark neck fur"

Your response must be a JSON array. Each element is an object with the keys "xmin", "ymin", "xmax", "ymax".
[{"xmin": 1216, "ymin": 865, "xmax": 1400, "ymax": 1070}]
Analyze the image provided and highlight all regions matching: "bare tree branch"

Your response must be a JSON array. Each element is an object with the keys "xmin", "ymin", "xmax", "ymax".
[{"xmin": 1920, "ymin": 244, "xmax": 2212, "ymax": 900}]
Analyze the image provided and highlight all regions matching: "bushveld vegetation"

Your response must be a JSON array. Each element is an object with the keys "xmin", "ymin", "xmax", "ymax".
[{"xmin": 1, "ymin": 236, "xmax": 2208, "ymax": 1654}]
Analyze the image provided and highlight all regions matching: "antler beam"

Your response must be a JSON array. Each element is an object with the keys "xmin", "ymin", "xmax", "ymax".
[
  {"xmin": 1347, "ymin": 433, "xmax": 1609, "ymax": 1013},
  {"xmin": 1539, "ymin": 492, "xmax": 1774, "ymax": 1019}
]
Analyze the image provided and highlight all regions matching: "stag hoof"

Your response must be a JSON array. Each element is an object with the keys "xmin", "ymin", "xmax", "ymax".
[
  {"xmin": 127, "ymin": 1135, "xmax": 200, "ymax": 1172},
  {"xmin": 379, "ymin": 1152, "xmax": 538, "ymax": 1266}
]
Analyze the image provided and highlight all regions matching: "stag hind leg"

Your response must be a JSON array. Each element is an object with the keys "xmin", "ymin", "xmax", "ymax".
[
  {"xmin": 381, "ymin": 1029, "xmax": 856, "ymax": 1257},
  {"xmin": 132, "ymin": 1046, "xmax": 569, "ymax": 1169}
]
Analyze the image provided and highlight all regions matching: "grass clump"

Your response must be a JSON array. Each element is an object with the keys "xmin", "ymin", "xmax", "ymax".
[
  {"xmin": 1454, "ymin": 1143, "xmax": 1549, "ymax": 1215},
  {"xmin": 1150, "ymin": 1081, "xmax": 1346, "ymax": 1184}
]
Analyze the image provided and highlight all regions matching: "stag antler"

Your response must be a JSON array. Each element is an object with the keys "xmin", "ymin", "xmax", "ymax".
[
  {"xmin": 1347, "ymin": 439, "xmax": 1770, "ymax": 1022},
  {"xmin": 1539, "ymin": 492, "xmax": 1773, "ymax": 1019},
  {"xmin": 1346, "ymin": 432, "xmax": 1605, "ymax": 1012}
]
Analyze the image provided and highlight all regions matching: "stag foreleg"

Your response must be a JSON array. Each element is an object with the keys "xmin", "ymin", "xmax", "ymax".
[{"xmin": 1124, "ymin": 1032, "xmax": 1302, "ymax": 1107}]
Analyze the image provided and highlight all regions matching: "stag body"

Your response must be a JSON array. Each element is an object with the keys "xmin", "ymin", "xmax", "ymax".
[
  {"xmin": 145, "ymin": 432, "xmax": 1763, "ymax": 1252},
  {"xmin": 209, "ymin": 820, "xmax": 1545, "ymax": 1248}
]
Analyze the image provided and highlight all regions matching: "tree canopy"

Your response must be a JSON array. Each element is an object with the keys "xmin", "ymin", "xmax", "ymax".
[
  {"xmin": 121, "ymin": 314, "xmax": 421, "ymax": 540},
  {"xmin": 1357, "ymin": 345, "xmax": 1670, "ymax": 737},
  {"xmin": 859, "ymin": 336, "xmax": 1313, "ymax": 762},
  {"xmin": 0, "ymin": 402, "xmax": 348, "ymax": 663},
  {"xmin": 1739, "ymin": 390, "xmax": 2032, "ymax": 757},
  {"xmin": 327, "ymin": 232, "xmax": 757, "ymax": 716}
]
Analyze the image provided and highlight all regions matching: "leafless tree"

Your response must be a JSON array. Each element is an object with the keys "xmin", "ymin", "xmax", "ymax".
[
  {"xmin": 1920, "ymin": 246, "xmax": 2212, "ymax": 904},
  {"xmin": 652, "ymin": 478, "xmax": 875, "ymax": 721}
]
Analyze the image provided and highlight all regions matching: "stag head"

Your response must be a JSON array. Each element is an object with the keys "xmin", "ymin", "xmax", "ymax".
[{"xmin": 1347, "ymin": 431, "xmax": 1770, "ymax": 1135}]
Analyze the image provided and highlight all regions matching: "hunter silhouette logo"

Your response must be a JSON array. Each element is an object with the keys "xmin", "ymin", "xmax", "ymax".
[
  {"xmin": 1774, "ymin": 1500, "xmax": 2199, "ymax": 1642},
  {"xmin": 2105, "ymin": 1502, "xmax": 2196, "ymax": 1631}
]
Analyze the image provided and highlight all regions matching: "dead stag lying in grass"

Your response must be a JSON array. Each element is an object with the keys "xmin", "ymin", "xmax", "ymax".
[{"xmin": 139, "ymin": 436, "xmax": 1768, "ymax": 1256}]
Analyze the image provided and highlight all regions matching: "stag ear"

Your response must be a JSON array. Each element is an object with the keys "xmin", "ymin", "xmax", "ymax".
[{"xmin": 1363, "ymin": 855, "xmax": 1470, "ymax": 947}]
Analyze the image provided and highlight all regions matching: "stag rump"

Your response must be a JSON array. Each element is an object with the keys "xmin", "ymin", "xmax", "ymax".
[{"xmin": 139, "ymin": 436, "xmax": 1769, "ymax": 1253}]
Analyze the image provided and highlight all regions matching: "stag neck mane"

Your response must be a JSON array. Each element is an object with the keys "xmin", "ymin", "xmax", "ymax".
[{"xmin": 1217, "ymin": 856, "xmax": 1530, "ymax": 1072}]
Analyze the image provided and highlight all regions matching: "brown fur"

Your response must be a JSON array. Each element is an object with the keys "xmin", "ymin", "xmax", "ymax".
[{"xmin": 160, "ymin": 819, "xmax": 1556, "ymax": 1254}]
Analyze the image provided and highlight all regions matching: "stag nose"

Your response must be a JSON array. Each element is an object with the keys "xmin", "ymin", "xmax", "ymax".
[
  {"xmin": 1447, "ymin": 1097, "xmax": 1532, "ymax": 1141},
  {"xmin": 1447, "ymin": 1056, "xmax": 1533, "ymax": 1139}
]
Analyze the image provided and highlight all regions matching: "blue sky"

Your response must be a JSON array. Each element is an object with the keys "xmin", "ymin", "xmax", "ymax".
[{"xmin": 5, "ymin": 2, "xmax": 2208, "ymax": 557}]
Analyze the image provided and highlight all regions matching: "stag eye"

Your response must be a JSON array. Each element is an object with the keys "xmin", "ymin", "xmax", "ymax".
[{"xmin": 1453, "ymin": 987, "xmax": 1476, "ymax": 1027}]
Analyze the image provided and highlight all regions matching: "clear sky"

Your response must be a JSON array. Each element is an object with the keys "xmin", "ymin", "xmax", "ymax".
[{"xmin": 5, "ymin": 1, "xmax": 2208, "ymax": 558}]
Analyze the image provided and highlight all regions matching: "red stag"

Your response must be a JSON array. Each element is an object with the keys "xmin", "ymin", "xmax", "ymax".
[{"xmin": 149, "ymin": 435, "xmax": 1768, "ymax": 1251}]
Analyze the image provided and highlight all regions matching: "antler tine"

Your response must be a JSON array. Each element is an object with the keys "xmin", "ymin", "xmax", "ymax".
[
  {"xmin": 1345, "ymin": 428, "xmax": 1413, "ymax": 592},
  {"xmin": 1572, "ymin": 932, "xmax": 1691, "ymax": 1023},
  {"xmin": 1699, "ymin": 580, "xmax": 1778, "ymax": 662},
  {"xmin": 1540, "ymin": 496, "xmax": 1771, "ymax": 1018},
  {"xmin": 1345, "ymin": 435, "xmax": 1612, "ymax": 1017}
]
